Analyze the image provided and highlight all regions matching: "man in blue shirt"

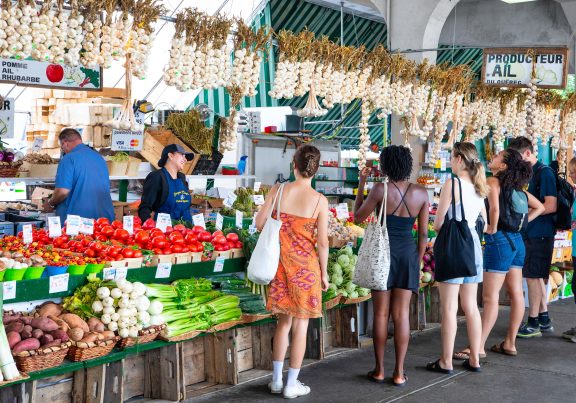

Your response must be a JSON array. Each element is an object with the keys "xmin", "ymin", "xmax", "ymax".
[
  {"xmin": 44, "ymin": 128, "xmax": 114, "ymax": 223},
  {"xmin": 508, "ymin": 137, "xmax": 557, "ymax": 338}
]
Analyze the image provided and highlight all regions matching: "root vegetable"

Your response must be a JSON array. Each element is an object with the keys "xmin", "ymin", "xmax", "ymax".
[
  {"xmin": 80, "ymin": 333, "xmax": 98, "ymax": 343},
  {"xmin": 32, "ymin": 329, "xmax": 44, "ymax": 339},
  {"xmin": 59, "ymin": 313, "xmax": 89, "ymax": 333},
  {"xmin": 87, "ymin": 317, "xmax": 105, "ymax": 333},
  {"xmin": 50, "ymin": 330, "xmax": 69, "ymax": 343},
  {"xmin": 31, "ymin": 317, "xmax": 59, "ymax": 332},
  {"xmin": 5, "ymin": 322, "xmax": 23, "ymax": 334},
  {"xmin": 41, "ymin": 339, "xmax": 62, "ymax": 349},
  {"xmin": 101, "ymin": 331, "xmax": 115, "ymax": 340},
  {"xmin": 12, "ymin": 338, "xmax": 40, "ymax": 354},
  {"xmin": 7, "ymin": 331, "xmax": 20, "ymax": 349},
  {"xmin": 40, "ymin": 334, "xmax": 54, "ymax": 345},
  {"xmin": 68, "ymin": 328, "xmax": 84, "ymax": 342},
  {"xmin": 37, "ymin": 302, "xmax": 63, "ymax": 318}
]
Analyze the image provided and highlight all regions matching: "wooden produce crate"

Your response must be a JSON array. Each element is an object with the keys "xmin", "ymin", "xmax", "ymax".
[{"xmin": 140, "ymin": 129, "xmax": 200, "ymax": 174}]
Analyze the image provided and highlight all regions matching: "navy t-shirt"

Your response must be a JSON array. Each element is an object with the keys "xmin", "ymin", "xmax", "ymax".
[
  {"xmin": 155, "ymin": 168, "xmax": 192, "ymax": 222},
  {"xmin": 526, "ymin": 161, "xmax": 557, "ymax": 238},
  {"xmin": 55, "ymin": 144, "xmax": 114, "ymax": 223}
]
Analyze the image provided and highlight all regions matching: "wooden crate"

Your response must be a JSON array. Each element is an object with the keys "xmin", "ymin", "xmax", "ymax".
[{"xmin": 140, "ymin": 129, "xmax": 200, "ymax": 174}]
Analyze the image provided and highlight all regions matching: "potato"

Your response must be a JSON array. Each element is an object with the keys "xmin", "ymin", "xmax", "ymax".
[
  {"xmin": 21, "ymin": 316, "xmax": 33, "ymax": 326},
  {"xmin": 80, "ymin": 333, "xmax": 99, "ymax": 344},
  {"xmin": 21, "ymin": 326, "xmax": 33, "ymax": 340},
  {"xmin": 68, "ymin": 327, "xmax": 84, "ymax": 342},
  {"xmin": 32, "ymin": 329, "xmax": 44, "ymax": 339},
  {"xmin": 87, "ymin": 317, "xmax": 105, "ymax": 333},
  {"xmin": 5, "ymin": 321, "xmax": 24, "ymax": 334},
  {"xmin": 50, "ymin": 329, "xmax": 69, "ymax": 343},
  {"xmin": 12, "ymin": 338, "xmax": 40, "ymax": 354},
  {"xmin": 3, "ymin": 314, "xmax": 23, "ymax": 325},
  {"xmin": 37, "ymin": 302, "xmax": 63, "ymax": 318},
  {"xmin": 40, "ymin": 334, "xmax": 54, "ymax": 345},
  {"xmin": 101, "ymin": 331, "xmax": 116, "ymax": 340},
  {"xmin": 7, "ymin": 331, "xmax": 21, "ymax": 349},
  {"xmin": 31, "ymin": 317, "xmax": 59, "ymax": 332},
  {"xmin": 59, "ymin": 313, "xmax": 89, "ymax": 333},
  {"xmin": 41, "ymin": 339, "xmax": 62, "ymax": 349}
]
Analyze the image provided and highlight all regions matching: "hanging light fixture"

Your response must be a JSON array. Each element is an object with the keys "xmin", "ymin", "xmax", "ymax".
[{"xmin": 501, "ymin": 0, "xmax": 537, "ymax": 4}]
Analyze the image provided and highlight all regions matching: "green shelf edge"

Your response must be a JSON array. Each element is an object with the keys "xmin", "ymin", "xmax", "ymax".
[{"xmin": 4, "ymin": 258, "xmax": 247, "ymax": 304}]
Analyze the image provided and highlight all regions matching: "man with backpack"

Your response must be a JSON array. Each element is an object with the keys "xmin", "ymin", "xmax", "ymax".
[{"xmin": 508, "ymin": 137, "xmax": 557, "ymax": 338}]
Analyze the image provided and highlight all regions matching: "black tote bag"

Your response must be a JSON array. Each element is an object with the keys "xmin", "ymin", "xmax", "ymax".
[{"xmin": 433, "ymin": 177, "xmax": 477, "ymax": 282}]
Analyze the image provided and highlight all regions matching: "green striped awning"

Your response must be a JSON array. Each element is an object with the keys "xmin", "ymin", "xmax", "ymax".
[{"xmin": 436, "ymin": 45, "xmax": 483, "ymax": 78}]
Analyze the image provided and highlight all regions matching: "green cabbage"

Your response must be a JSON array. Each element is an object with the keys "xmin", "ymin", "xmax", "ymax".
[{"xmin": 337, "ymin": 254, "xmax": 350, "ymax": 268}]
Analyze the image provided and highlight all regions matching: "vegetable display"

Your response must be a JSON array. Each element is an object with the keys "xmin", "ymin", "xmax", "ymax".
[
  {"xmin": 220, "ymin": 187, "xmax": 269, "ymax": 218},
  {"xmin": 421, "ymin": 244, "xmax": 435, "ymax": 285},
  {"xmin": 325, "ymin": 247, "xmax": 369, "ymax": 300},
  {"xmin": 0, "ymin": 321, "xmax": 20, "ymax": 381}
]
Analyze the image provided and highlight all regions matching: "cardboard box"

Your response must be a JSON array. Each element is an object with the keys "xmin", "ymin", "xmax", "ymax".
[{"xmin": 31, "ymin": 187, "xmax": 54, "ymax": 209}]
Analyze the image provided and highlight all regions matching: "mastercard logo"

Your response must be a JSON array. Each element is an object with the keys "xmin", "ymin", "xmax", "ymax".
[{"xmin": 130, "ymin": 139, "xmax": 139, "ymax": 147}]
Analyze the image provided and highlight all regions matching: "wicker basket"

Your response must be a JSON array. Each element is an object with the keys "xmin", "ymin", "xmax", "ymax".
[
  {"xmin": 14, "ymin": 344, "xmax": 70, "ymax": 372},
  {"xmin": 67, "ymin": 337, "xmax": 120, "ymax": 362},
  {"xmin": 241, "ymin": 313, "xmax": 273, "ymax": 323},
  {"xmin": 158, "ymin": 328, "xmax": 203, "ymax": 343},
  {"xmin": 342, "ymin": 294, "xmax": 372, "ymax": 305},
  {"xmin": 118, "ymin": 324, "xmax": 166, "ymax": 348},
  {"xmin": 323, "ymin": 296, "xmax": 343, "ymax": 310},
  {"xmin": 205, "ymin": 319, "xmax": 244, "ymax": 333},
  {"xmin": 0, "ymin": 166, "xmax": 21, "ymax": 178}
]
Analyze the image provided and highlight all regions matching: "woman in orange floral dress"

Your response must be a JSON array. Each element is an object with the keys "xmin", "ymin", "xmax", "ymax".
[{"xmin": 256, "ymin": 145, "xmax": 329, "ymax": 399}]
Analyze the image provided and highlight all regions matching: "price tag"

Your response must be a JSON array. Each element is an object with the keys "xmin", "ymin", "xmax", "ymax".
[
  {"xmin": 103, "ymin": 267, "xmax": 116, "ymax": 280},
  {"xmin": 223, "ymin": 193, "xmax": 237, "ymax": 208},
  {"xmin": 235, "ymin": 210, "xmax": 243, "ymax": 229},
  {"xmin": 79, "ymin": 218, "xmax": 94, "ymax": 235},
  {"xmin": 248, "ymin": 225, "xmax": 257, "ymax": 235},
  {"xmin": 22, "ymin": 224, "xmax": 33, "ymax": 244},
  {"xmin": 2, "ymin": 281, "xmax": 16, "ymax": 300},
  {"xmin": 49, "ymin": 273, "xmax": 69, "ymax": 294},
  {"xmin": 156, "ymin": 262, "xmax": 172, "ymax": 279},
  {"xmin": 253, "ymin": 195, "xmax": 265, "ymax": 206},
  {"xmin": 214, "ymin": 256, "xmax": 225, "ymax": 273},
  {"xmin": 47, "ymin": 216, "xmax": 62, "ymax": 238},
  {"xmin": 66, "ymin": 215, "xmax": 81, "ymax": 236},
  {"xmin": 123, "ymin": 216, "xmax": 134, "ymax": 235},
  {"xmin": 192, "ymin": 214, "xmax": 206, "ymax": 229},
  {"xmin": 215, "ymin": 213, "xmax": 224, "ymax": 230},
  {"xmin": 336, "ymin": 203, "xmax": 349, "ymax": 220},
  {"xmin": 32, "ymin": 137, "xmax": 44, "ymax": 152},
  {"xmin": 115, "ymin": 267, "xmax": 128, "ymax": 281},
  {"xmin": 156, "ymin": 213, "xmax": 172, "ymax": 232},
  {"xmin": 254, "ymin": 181, "xmax": 261, "ymax": 192}
]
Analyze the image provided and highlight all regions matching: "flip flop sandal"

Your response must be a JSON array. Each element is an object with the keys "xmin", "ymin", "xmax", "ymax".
[
  {"xmin": 367, "ymin": 371, "xmax": 386, "ymax": 384},
  {"xmin": 393, "ymin": 374, "xmax": 408, "ymax": 387},
  {"xmin": 426, "ymin": 359, "xmax": 453, "ymax": 375},
  {"xmin": 462, "ymin": 359, "xmax": 482, "ymax": 373},
  {"xmin": 453, "ymin": 351, "xmax": 470, "ymax": 360},
  {"xmin": 490, "ymin": 342, "xmax": 517, "ymax": 357}
]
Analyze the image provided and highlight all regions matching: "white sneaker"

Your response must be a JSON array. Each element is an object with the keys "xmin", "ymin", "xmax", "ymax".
[
  {"xmin": 283, "ymin": 381, "xmax": 311, "ymax": 399},
  {"xmin": 268, "ymin": 379, "xmax": 283, "ymax": 394}
]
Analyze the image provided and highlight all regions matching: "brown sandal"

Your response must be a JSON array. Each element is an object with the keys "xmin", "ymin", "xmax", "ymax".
[
  {"xmin": 491, "ymin": 342, "xmax": 517, "ymax": 357},
  {"xmin": 453, "ymin": 349, "xmax": 486, "ymax": 360}
]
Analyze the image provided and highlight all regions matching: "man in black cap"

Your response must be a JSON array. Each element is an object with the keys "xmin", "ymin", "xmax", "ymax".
[{"xmin": 138, "ymin": 144, "xmax": 195, "ymax": 223}]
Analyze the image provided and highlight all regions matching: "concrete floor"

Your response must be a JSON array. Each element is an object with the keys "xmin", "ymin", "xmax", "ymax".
[{"xmin": 189, "ymin": 299, "xmax": 576, "ymax": 403}]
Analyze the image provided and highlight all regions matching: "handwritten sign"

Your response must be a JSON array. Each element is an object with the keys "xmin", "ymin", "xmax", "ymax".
[
  {"xmin": 248, "ymin": 225, "xmax": 257, "ymax": 235},
  {"xmin": 253, "ymin": 195, "xmax": 265, "ymax": 206},
  {"xmin": 336, "ymin": 203, "xmax": 349, "ymax": 220},
  {"xmin": 214, "ymin": 256, "xmax": 225, "ymax": 273},
  {"xmin": 235, "ymin": 210, "xmax": 243, "ymax": 229},
  {"xmin": 79, "ymin": 218, "xmax": 94, "ymax": 235},
  {"xmin": 254, "ymin": 181, "xmax": 261, "ymax": 192},
  {"xmin": 123, "ymin": 216, "xmax": 134, "ymax": 235},
  {"xmin": 49, "ymin": 273, "xmax": 69, "ymax": 294},
  {"xmin": 223, "ymin": 193, "xmax": 237, "ymax": 208},
  {"xmin": 192, "ymin": 214, "xmax": 206, "ymax": 229},
  {"xmin": 48, "ymin": 216, "xmax": 62, "ymax": 238},
  {"xmin": 22, "ymin": 224, "xmax": 33, "ymax": 244},
  {"xmin": 215, "ymin": 213, "xmax": 224, "ymax": 230},
  {"xmin": 2, "ymin": 281, "xmax": 16, "ymax": 300},
  {"xmin": 66, "ymin": 215, "xmax": 81, "ymax": 236},
  {"xmin": 156, "ymin": 262, "xmax": 172, "ymax": 279},
  {"xmin": 156, "ymin": 213, "xmax": 171, "ymax": 232}
]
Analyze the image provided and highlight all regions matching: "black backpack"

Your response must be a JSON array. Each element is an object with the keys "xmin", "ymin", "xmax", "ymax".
[
  {"xmin": 535, "ymin": 165, "xmax": 575, "ymax": 231},
  {"xmin": 499, "ymin": 187, "xmax": 529, "ymax": 233}
]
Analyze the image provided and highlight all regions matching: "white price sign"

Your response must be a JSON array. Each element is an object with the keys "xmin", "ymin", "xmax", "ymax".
[
  {"xmin": 192, "ymin": 214, "xmax": 206, "ymax": 229},
  {"xmin": 235, "ymin": 210, "xmax": 243, "ymax": 229},
  {"xmin": 223, "ymin": 193, "xmax": 237, "ymax": 208},
  {"xmin": 2, "ymin": 281, "xmax": 16, "ymax": 300},
  {"xmin": 22, "ymin": 224, "xmax": 33, "ymax": 244},
  {"xmin": 156, "ymin": 213, "xmax": 172, "ymax": 232},
  {"xmin": 254, "ymin": 181, "xmax": 261, "ymax": 192},
  {"xmin": 115, "ymin": 267, "xmax": 128, "ymax": 281},
  {"xmin": 336, "ymin": 203, "xmax": 349, "ymax": 220},
  {"xmin": 66, "ymin": 215, "xmax": 81, "ymax": 236},
  {"xmin": 214, "ymin": 256, "xmax": 225, "ymax": 273},
  {"xmin": 0, "ymin": 98, "xmax": 15, "ymax": 139},
  {"xmin": 123, "ymin": 216, "xmax": 134, "ymax": 235},
  {"xmin": 47, "ymin": 216, "xmax": 62, "ymax": 238},
  {"xmin": 103, "ymin": 267, "xmax": 116, "ymax": 280},
  {"xmin": 79, "ymin": 218, "xmax": 94, "ymax": 235},
  {"xmin": 156, "ymin": 262, "xmax": 172, "ymax": 279},
  {"xmin": 49, "ymin": 273, "xmax": 69, "ymax": 294},
  {"xmin": 31, "ymin": 137, "xmax": 44, "ymax": 152},
  {"xmin": 248, "ymin": 225, "xmax": 257, "ymax": 235},
  {"xmin": 215, "ymin": 213, "xmax": 224, "ymax": 230},
  {"xmin": 111, "ymin": 129, "xmax": 144, "ymax": 151},
  {"xmin": 252, "ymin": 195, "xmax": 265, "ymax": 206}
]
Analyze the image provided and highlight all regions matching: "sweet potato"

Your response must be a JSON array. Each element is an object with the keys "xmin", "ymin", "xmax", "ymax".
[
  {"xmin": 7, "ymin": 331, "xmax": 21, "ymax": 349},
  {"xmin": 41, "ymin": 339, "xmax": 62, "ymax": 349},
  {"xmin": 5, "ymin": 321, "xmax": 24, "ymax": 334},
  {"xmin": 50, "ymin": 329, "xmax": 69, "ymax": 343},
  {"xmin": 40, "ymin": 334, "xmax": 54, "ymax": 345},
  {"xmin": 31, "ymin": 317, "xmax": 59, "ymax": 332},
  {"xmin": 21, "ymin": 326, "xmax": 33, "ymax": 340},
  {"xmin": 32, "ymin": 329, "xmax": 44, "ymax": 339},
  {"xmin": 59, "ymin": 313, "xmax": 89, "ymax": 333},
  {"xmin": 37, "ymin": 302, "xmax": 63, "ymax": 318},
  {"xmin": 21, "ymin": 316, "xmax": 33, "ymax": 326},
  {"xmin": 80, "ymin": 333, "xmax": 98, "ymax": 344},
  {"xmin": 68, "ymin": 327, "xmax": 84, "ymax": 342},
  {"xmin": 87, "ymin": 317, "xmax": 105, "ymax": 333},
  {"xmin": 101, "ymin": 331, "xmax": 115, "ymax": 340},
  {"xmin": 3, "ymin": 314, "xmax": 22, "ymax": 325},
  {"xmin": 12, "ymin": 338, "xmax": 40, "ymax": 354}
]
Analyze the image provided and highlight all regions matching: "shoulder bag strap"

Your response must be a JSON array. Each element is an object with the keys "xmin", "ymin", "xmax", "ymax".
[
  {"xmin": 276, "ymin": 184, "xmax": 286, "ymax": 220},
  {"xmin": 268, "ymin": 184, "xmax": 284, "ymax": 220},
  {"xmin": 378, "ymin": 178, "xmax": 388, "ymax": 226},
  {"xmin": 455, "ymin": 176, "xmax": 466, "ymax": 220},
  {"xmin": 450, "ymin": 176, "xmax": 457, "ymax": 219}
]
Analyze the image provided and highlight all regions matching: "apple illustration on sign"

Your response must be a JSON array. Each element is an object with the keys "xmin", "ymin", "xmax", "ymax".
[{"xmin": 46, "ymin": 64, "xmax": 64, "ymax": 83}]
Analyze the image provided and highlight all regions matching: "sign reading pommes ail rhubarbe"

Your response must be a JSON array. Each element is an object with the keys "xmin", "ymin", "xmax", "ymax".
[{"xmin": 481, "ymin": 47, "xmax": 568, "ymax": 89}]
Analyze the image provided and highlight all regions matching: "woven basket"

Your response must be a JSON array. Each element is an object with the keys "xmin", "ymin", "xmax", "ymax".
[
  {"xmin": 0, "ymin": 166, "xmax": 21, "ymax": 178},
  {"xmin": 118, "ymin": 324, "xmax": 166, "ymax": 348},
  {"xmin": 205, "ymin": 319, "xmax": 244, "ymax": 333},
  {"xmin": 323, "ymin": 296, "xmax": 343, "ymax": 310},
  {"xmin": 342, "ymin": 294, "xmax": 372, "ymax": 305},
  {"xmin": 67, "ymin": 337, "xmax": 119, "ymax": 362},
  {"xmin": 241, "ymin": 313, "xmax": 273, "ymax": 324},
  {"xmin": 158, "ymin": 329, "xmax": 203, "ymax": 343},
  {"xmin": 14, "ymin": 346, "xmax": 70, "ymax": 372}
]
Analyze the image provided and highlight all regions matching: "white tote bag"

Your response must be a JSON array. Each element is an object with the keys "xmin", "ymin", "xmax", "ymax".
[
  {"xmin": 247, "ymin": 184, "xmax": 285, "ymax": 285},
  {"xmin": 353, "ymin": 179, "xmax": 391, "ymax": 291}
]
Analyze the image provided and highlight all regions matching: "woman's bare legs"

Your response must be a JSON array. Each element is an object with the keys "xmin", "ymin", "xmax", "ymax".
[
  {"xmin": 439, "ymin": 282, "xmax": 460, "ymax": 370},
  {"xmin": 273, "ymin": 313, "xmax": 292, "ymax": 362},
  {"xmin": 371, "ymin": 290, "xmax": 391, "ymax": 380},
  {"xmin": 480, "ymin": 272, "xmax": 506, "ymax": 354},
  {"xmin": 391, "ymin": 289, "xmax": 413, "ymax": 383},
  {"xmin": 289, "ymin": 317, "xmax": 310, "ymax": 369},
  {"xmin": 460, "ymin": 283, "xmax": 482, "ymax": 367},
  {"xmin": 503, "ymin": 268, "xmax": 525, "ymax": 352}
]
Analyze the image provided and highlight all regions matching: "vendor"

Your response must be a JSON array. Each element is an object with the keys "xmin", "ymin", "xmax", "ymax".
[
  {"xmin": 44, "ymin": 128, "xmax": 114, "ymax": 222},
  {"xmin": 138, "ymin": 144, "xmax": 194, "ymax": 223}
]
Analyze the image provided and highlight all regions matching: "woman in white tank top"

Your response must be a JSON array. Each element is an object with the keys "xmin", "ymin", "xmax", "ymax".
[{"xmin": 426, "ymin": 142, "xmax": 488, "ymax": 375}]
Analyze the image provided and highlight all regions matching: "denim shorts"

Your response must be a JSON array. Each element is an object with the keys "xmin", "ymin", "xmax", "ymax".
[{"xmin": 483, "ymin": 231, "xmax": 526, "ymax": 273}]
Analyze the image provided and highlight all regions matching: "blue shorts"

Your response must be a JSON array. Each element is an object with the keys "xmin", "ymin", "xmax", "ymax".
[{"xmin": 483, "ymin": 231, "xmax": 525, "ymax": 273}]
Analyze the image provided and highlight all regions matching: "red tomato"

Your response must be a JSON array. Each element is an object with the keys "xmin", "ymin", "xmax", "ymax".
[
  {"xmin": 142, "ymin": 218, "xmax": 156, "ymax": 230},
  {"xmin": 173, "ymin": 224, "xmax": 187, "ymax": 234},
  {"xmin": 185, "ymin": 233, "xmax": 198, "ymax": 244},
  {"xmin": 109, "ymin": 245, "xmax": 123, "ymax": 256},
  {"xmin": 199, "ymin": 231, "xmax": 212, "ymax": 242},
  {"xmin": 152, "ymin": 236, "xmax": 168, "ymax": 249},
  {"xmin": 172, "ymin": 245, "xmax": 184, "ymax": 253},
  {"xmin": 134, "ymin": 230, "xmax": 150, "ymax": 245},
  {"xmin": 96, "ymin": 218, "xmax": 110, "ymax": 226},
  {"xmin": 192, "ymin": 226, "xmax": 205, "ymax": 234},
  {"xmin": 149, "ymin": 229, "xmax": 164, "ymax": 239},
  {"xmin": 235, "ymin": 241, "xmax": 243, "ymax": 248},
  {"xmin": 122, "ymin": 248, "xmax": 135, "ymax": 258},
  {"xmin": 153, "ymin": 248, "xmax": 163, "ymax": 255},
  {"xmin": 222, "ymin": 244, "xmax": 230, "ymax": 251},
  {"xmin": 189, "ymin": 245, "xmax": 198, "ymax": 253},
  {"xmin": 134, "ymin": 216, "xmax": 142, "ymax": 226},
  {"xmin": 114, "ymin": 229, "xmax": 130, "ymax": 242},
  {"xmin": 226, "ymin": 233, "xmax": 239, "ymax": 242},
  {"xmin": 165, "ymin": 226, "xmax": 173, "ymax": 234},
  {"xmin": 162, "ymin": 248, "xmax": 173, "ymax": 255},
  {"xmin": 111, "ymin": 220, "xmax": 123, "ymax": 229},
  {"xmin": 133, "ymin": 250, "xmax": 143, "ymax": 258},
  {"xmin": 212, "ymin": 230, "xmax": 224, "ymax": 239},
  {"xmin": 86, "ymin": 249, "xmax": 96, "ymax": 258},
  {"xmin": 213, "ymin": 236, "xmax": 228, "ymax": 246},
  {"xmin": 100, "ymin": 225, "xmax": 114, "ymax": 238},
  {"xmin": 95, "ymin": 235, "xmax": 108, "ymax": 242}
]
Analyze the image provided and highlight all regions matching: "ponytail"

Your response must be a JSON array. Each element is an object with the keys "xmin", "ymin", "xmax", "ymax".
[
  {"xmin": 453, "ymin": 142, "xmax": 489, "ymax": 198},
  {"xmin": 471, "ymin": 161, "xmax": 489, "ymax": 198}
]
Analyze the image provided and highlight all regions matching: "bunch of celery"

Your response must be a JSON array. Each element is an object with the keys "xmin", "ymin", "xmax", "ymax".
[{"xmin": 146, "ymin": 278, "xmax": 242, "ymax": 338}]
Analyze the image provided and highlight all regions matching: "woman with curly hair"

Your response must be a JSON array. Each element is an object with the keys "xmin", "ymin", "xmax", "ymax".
[
  {"xmin": 354, "ymin": 145, "xmax": 429, "ymax": 386},
  {"xmin": 454, "ymin": 149, "xmax": 544, "ymax": 360}
]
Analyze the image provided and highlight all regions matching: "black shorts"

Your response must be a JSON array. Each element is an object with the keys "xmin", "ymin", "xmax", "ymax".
[{"xmin": 523, "ymin": 237, "xmax": 554, "ymax": 279}]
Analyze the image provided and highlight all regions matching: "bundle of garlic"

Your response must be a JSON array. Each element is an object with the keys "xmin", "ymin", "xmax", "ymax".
[
  {"xmin": 104, "ymin": 56, "xmax": 143, "ymax": 132},
  {"xmin": 30, "ymin": 0, "xmax": 51, "ymax": 62},
  {"xmin": 63, "ymin": 0, "xmax": 84, "ymax": 66},
  {"xmin": 525, "ymin": 78, "xmax": 538, "ymax": 140},
  {"xmin": 1, "ymin": 0, "xmax": 23, "ymax": 59},
  {"xmin": 15, "ymin": 0, "xmax": 35, "ymax": 60},
  {"xmin": 128, "ymin": 0, "xmax": 165, "ymax": 79},
  {"xmin": 98, "ymin": 0, "xmax": 119, "ymax": 69},
  {"xmin": 163, "ymin": 11, "xmax": 187, "ymax": 89},
  {"xmin": 269, "ymin": 30, "xmax": 300, "ymax": 99},
  {"xmin": 111, "ymin": 0, "xmax": 132, "ymax": 62},
  {"xmin": 297, "ymin": 83, "xmax": 327, "ymax": 118},
  {"xmin": 230, "ymin": 22, "xmax": 269, "ymax": 98},
  {"xmin": 219, "ymin": 87, "xmax": 243, "ymax": 152},
  {"xmin": 357, "ymin": 101, "xmax": 373, "ymax": 171},
  {"xmin": 199, "ymin": 14, "xmax": 232, "ymax": 90},
  {"xmin": 80, "ymin": 1, "xmax": 103, "ymax": 68}
]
